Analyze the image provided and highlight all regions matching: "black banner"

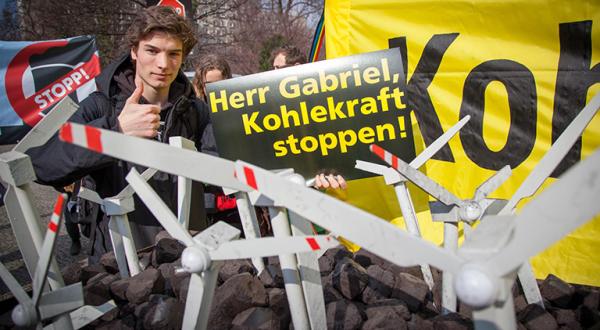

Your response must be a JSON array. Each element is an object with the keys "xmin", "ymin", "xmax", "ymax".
[{"xmin": 0, "ymin": 36, "xmax": 100, "ymax": 145}]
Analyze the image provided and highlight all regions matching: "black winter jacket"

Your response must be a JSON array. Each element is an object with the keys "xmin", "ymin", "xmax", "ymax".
[{"xmin": 27, "ymin": 53, "xmax": 217, "ymax": 254}]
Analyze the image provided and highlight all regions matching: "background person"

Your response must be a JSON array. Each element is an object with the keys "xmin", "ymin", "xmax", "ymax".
[
  {"xmin": 63, "ymin": 183, "xmax": 82, "ymax": 255},
  {"xmin": 192, "ymin": 54, "xmax": 232, "ymax": 101},
  {"xmin": 191, "ymin": 55, "xmax": 250, "ymax": 231},
  {"xmin": 271, "ymin": 45, "xmax": 308, "ymax": 69}
]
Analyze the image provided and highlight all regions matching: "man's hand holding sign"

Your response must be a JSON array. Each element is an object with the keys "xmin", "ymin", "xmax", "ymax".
[{"xmin": 314, "ymin": 173, "xmax": 347, "ymax": 190}]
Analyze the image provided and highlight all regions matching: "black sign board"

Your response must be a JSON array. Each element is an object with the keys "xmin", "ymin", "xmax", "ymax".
[{"xmin": 207, "ymin": 48, "xmax": 415, "ymax": 180}]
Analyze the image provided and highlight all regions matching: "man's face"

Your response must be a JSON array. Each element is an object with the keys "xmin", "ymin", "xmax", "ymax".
[
  {"xmin": 273, "ymin": 53, "xmax": 287, "ymax": 70},
  {"xmin": 131, "ymin": 31, "xmax": 183, "ymax": 93},
  {"xmin": 204, "ymin": 69, "xmax": 224, "ymax": 84},
  {"xmin": 199, "ymin": 69, "xmax": 224, "ymax": 100}
]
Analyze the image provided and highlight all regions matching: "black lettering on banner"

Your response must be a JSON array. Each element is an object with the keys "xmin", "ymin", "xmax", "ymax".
[
  {"xmin": 460, "ymin": 60, "xmax": 537, "ymax": 170},
  {"xmin": 389, "ymin": 33, "xmax": 459, "ymax": 162},
  {"xmin": 552, "ymin": 20, "xmax": 600, "ymax": 177}
]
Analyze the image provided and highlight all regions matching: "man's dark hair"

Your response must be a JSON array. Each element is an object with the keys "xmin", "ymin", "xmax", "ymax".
[
  {"xmin": 270, "ymin": 45, "xmax": 307, "ymax": 68},
  {"xmin": 126, "ymin": 6, "xmax": 196, "ymax": 58},
  {"xmin": 194, "ymin": 54, "xmax": 232, "ymax": 83}
]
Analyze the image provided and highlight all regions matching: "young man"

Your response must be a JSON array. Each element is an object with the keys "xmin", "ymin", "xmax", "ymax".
[
  {"xmin": 271, "ymin": 45, "xmax": 307, "ymax": 69},
  {"xmin": 28, "ymin": 6, "xmax": 216, "ymax": 261}
]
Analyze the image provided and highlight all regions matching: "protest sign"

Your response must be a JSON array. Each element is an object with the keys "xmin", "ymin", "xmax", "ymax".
[
  {"xmin": 0, "ymin": 35, "xmax": 100, "ymax": 144},
  {"xmin": 207, "ymin": 48, "xmax": 415, "ymax": 180},
  {"xmin": 325, "ymin": 0, "xmax": 600, "ymax": 285}
]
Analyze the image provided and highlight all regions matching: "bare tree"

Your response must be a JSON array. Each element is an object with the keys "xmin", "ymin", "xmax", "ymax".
[
  {"xmin": 9, "ymin": 0, "xmax": 323, "ymax": 73},
  {"xmin": 0, "ymin": 0, "xmax": 20, "ymax": 41},
  {"xmin": 15, "ymin": 0, "xmax": 142, "ymax": 66},
  {"xmin": 194, "ymin": 0, "xmax": 323, "ymax": 74},
  {"xmin": 192, "ymin": 0, "xmax": 247, "ymax": 21},
  {"xmin": 261, "ymin": 0, "xmax": 323, "ymax": 26}
]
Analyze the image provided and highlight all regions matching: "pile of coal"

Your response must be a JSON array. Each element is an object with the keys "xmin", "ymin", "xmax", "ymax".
[{"xmin": 55, "ymin": 232, "xmax": 599, "ymax": 330}]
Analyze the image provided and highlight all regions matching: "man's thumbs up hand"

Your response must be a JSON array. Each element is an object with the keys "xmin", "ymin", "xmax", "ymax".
[
  {"xmin": 118, "ymin": 81, "xmax": 161, "ymax": 138},
  {"xmin": 125, "ymin": 81, "xmax": 144, "ymax": 106}
]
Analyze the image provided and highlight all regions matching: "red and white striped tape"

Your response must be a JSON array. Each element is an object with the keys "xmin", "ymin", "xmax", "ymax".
[
  {"xmin": 305, "ymin": 237, "xmax": 321, "ymax": 250},
  {"xmin": 59, "ymin": 122, "xmax": 103, "ymax": 153},
  {"xmin": 370, "ymin": 144, "xmax": 400, "ymax": 170},
  {"xmin": 48, "ymin": 194, "xmax": 65, "ymax": 233},
  {"xmin": 242, "ymin": 166, "xmax": 258, "ymax": 190}
]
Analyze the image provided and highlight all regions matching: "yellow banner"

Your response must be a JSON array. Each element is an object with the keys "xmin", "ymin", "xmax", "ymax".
[{"xmin": 325, "ymin": 0, "xmax": 600, "ymax": 286}]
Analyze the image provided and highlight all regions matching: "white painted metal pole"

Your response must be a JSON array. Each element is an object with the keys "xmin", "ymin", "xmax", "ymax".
[
  {"xmin": 170, "ymin": 137, "xmax": 196, "ymax": 230},
  {"xmin": 12, "ymin": 185, "xmax": 73, "ymax": 330},
  {"xmin": 288, "ymin": 211, "xmax": 327, "ymax": 330},
  {"xmin": 442, "ymin": 222, "xmax": 458, "ymax": 314},
  {"xmin": 107, "ymin": 218, "xmax": 130, "ymax": 278},
  {"xmin": 13, "ymin": 184, "xmax": 67, "ymax": 293},
  {"xmin": 177, "ymin": 177, "xmax": 192, "ymax": 230},
  {"xmin": 355, "ymin": 160, "xmax": 435, "ymax": 291},
  {"xmin": 234, "ymin": 192, "xmax": 265, "ymax": 274},
  {"xmin": 517, "ymin": 263, "xmax": 544, "ymax": 307},
  {"xmin": 463, "ymin": 222, "xmax": 472, "ymax": 238},
  {"xmin": 394, "ymin": 183, "xmax": 436, "ymax": 291},
  {"xmin": 4, "ymin": 186, "xmax": 44, "ymax": 283},
  {"xmin": 472, "ymin": 279, "xmax": 516, "ymax": 330},
  {"xmin": 269, "ymin": 207, "xmax": 310, "ymax": 330},
  {"xmin": 182, "ymin": 263, "xmax": 221, "ymax": 330},
  {"xmin": 114, "ymin": 215, "xmax": 141, "ymax": 276}
]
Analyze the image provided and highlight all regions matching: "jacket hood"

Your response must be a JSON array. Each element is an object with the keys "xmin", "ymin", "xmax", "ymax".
[{"xmin": 95, "ymin": 53, "xmax": 195, "ymax": 101}]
